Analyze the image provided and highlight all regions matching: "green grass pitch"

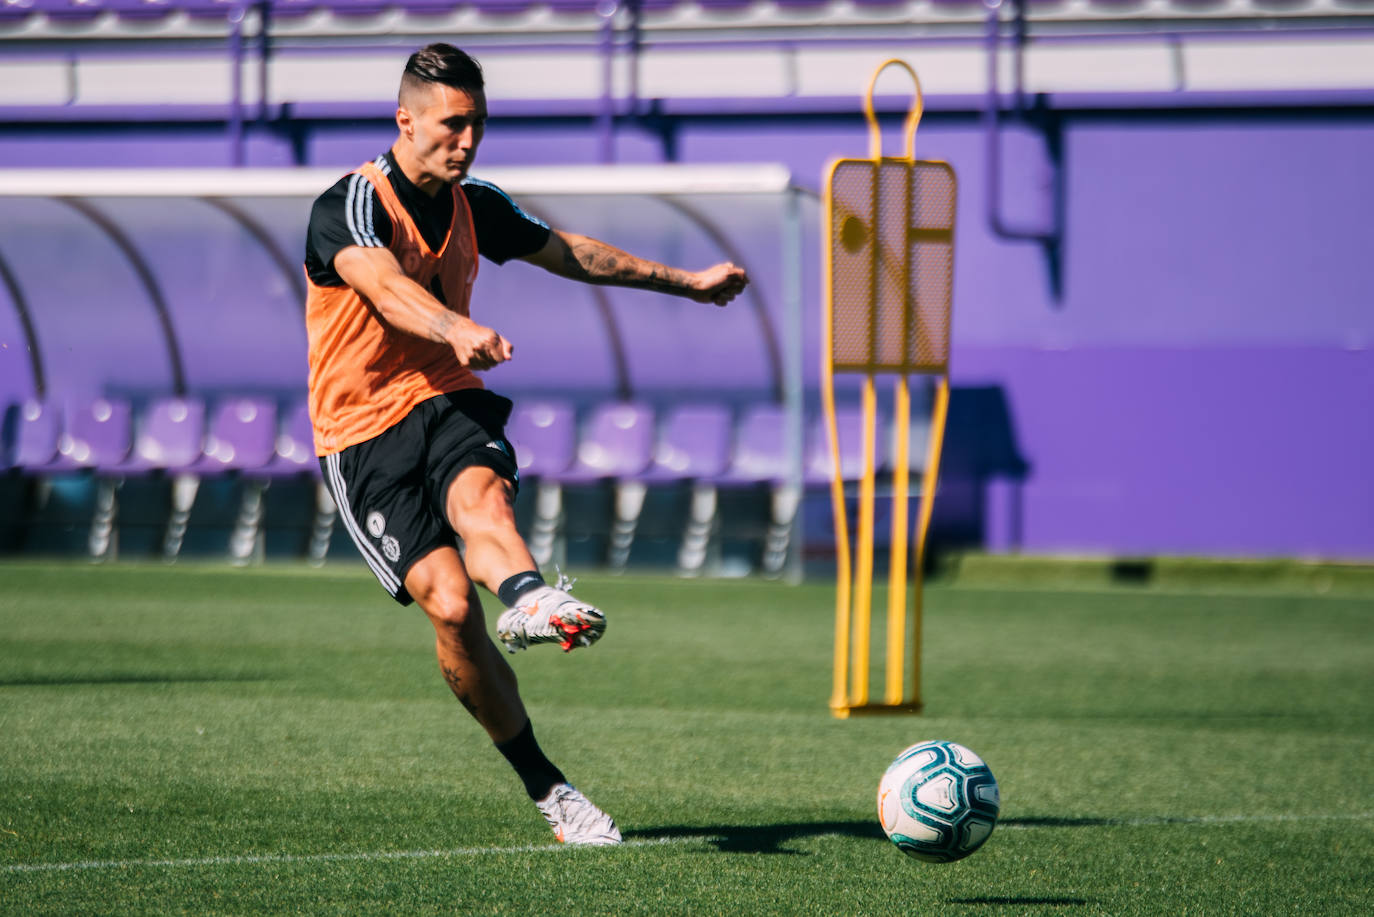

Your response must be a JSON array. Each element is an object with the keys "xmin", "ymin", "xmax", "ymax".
[{"xmin": 1, "ymin": 560, "xmax": 1371, "ymax": 915}]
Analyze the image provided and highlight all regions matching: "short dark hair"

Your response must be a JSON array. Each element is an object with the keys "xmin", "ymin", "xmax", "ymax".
[{"xmin": 399, "ymin": 43, "xmax": 484, "ymax": 104}]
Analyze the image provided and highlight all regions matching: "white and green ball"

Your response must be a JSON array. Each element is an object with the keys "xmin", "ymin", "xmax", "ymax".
[{"xmin": 877, "ymin": 740, "xmax": 1000, "ymax": 863}]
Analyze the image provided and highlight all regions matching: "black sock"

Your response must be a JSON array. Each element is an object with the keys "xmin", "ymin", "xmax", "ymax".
[
  {"xmin": 497, "ymin": 570, "xmax": 546, "ymax": 608},
  {"xmin": 495, "ymin": 720, "xmax": 567, "ymax": 801}
]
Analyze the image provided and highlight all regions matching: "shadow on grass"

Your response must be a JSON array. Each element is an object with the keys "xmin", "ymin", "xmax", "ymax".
[
  {"xmin": 0, "ymin": 672, "xmax": 275, "ymax": 687},
  {"xmin": 624, "ymin": 820, "xmax": 886, "ymax": 855},
  {"xmin": 628, "ymin": 814, "xmax": 1154, "ymax": 856},
  {"xmin": 626, "ymin": 814, "xmax": 1142, "ymax": 855}
]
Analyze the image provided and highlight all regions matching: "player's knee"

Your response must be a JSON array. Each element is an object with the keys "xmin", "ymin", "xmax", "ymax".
[
  {"xmin": 448, "ymin": 469, "xmax": 516, "ymax": 535},
  {"xmin": 412, "ymin": 575, "xmax": 479, "ymax": 640}
]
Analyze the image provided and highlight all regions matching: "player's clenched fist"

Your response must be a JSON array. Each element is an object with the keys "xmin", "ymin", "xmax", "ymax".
[
  {"xmin": 689, "ymin": 262, "xmax": 749, "ymax": 307},
  {"xmin": 448, "ymin": 319, "xmax": 513, "ymax": 370}
]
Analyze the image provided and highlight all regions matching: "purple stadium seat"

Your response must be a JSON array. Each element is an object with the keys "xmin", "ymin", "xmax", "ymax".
[
  {"xmin": 58, "ymin": 397, "xmax": 133, "ymax": 470},
  {"xmin": 562, "ymin": 401, "xmax": 655, "ymax": 482},
  {"xmin": 641, "ymin": 403, "xmax": 733, "ymax": 575},
  {"xmin": 507, "ymin": 400, "xmax": 577, "ymax": 569},
  {"xmin": 11, "ymin": 399, "xmax": 62, "ymax": 471},
  {"xmin": 263, "ymin": 399, "xmax": 318, "ymax": 478},
  {"xmin": 154, "ymin": 397, "xmax": 277, "ymax": 564},
  {"xmin": 116, "ymin": 396, "xmax": 207, "ymax": 474},
  {"xmin": 507, "ymin": 399, "xmax": 577, "ymax": 478},
  {"xmin": 11, "ymin": 397, "xmax": 134, "ymax": 561},
  {"xmin": 11, "ymin": 397, "xmax": 133, "ymax": 473},
  {"xmin": 644, "ymin": 403, "xmax": 733, "ymax": 484},
  {"xmin": 255, "ymin": 398, "xmax": 333, "ymax": 566},
  {"xmin": 564, "ymin": 401, "xmax": 655, "ymax": 569},
  {"xmin": 711, "ymin": 402, "xmax": 879, "ymax": 576},
  {"xmin": 720, "ymin": 403, "xmax": 789, "ymax": 485},
  {"xmin": 196, "ymin": 397, "xmax": 278, "ymax": 473},
  {"xmin": 60, "ymin": 397, "xmax": 132, "ymax": 559},
  {"xmin": 716, "ymin": 402, "xmax": 798, "ymax": 576},
  {"xmin": 515, "ymin": 401, "xmax": 654, "ymax": 570}
]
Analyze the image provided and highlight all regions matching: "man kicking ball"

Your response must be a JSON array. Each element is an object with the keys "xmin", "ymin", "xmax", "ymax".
[{"xmin": 302, "ymin": 43, "xmax": 748, "ymax": 844}]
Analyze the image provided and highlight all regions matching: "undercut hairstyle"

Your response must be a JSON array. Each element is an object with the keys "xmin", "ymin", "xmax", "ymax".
[{"xmin": 399, "ymin": 43, "xmax": 484, "ymax": 107}]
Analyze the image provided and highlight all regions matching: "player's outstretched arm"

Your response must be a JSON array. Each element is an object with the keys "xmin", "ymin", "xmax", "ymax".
[
  {"xmin": 522, "ymin": 229, "xmax": 748, "ymax": 307},
  {"xmin": 334, "ymin": 245, "xmax": 512, "ymax": 370}
]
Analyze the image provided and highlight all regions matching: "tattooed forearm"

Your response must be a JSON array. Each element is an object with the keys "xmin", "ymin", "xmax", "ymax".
[
  {"xmin": 560, "ymin": 235, "xmax": 693, "ymax": 295},
  {"xmin": 427, "ymin": 308, "xmax": 458, "ymax": 344}
]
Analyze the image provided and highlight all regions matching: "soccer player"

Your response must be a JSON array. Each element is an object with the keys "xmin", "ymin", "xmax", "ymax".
[{"xmin": 303, "ymin": 43, "xmax": 748, "ymax": 846}]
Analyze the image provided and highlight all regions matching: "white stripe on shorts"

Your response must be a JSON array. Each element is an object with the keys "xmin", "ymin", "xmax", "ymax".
[{"xmin": 323, "ymin": 452, "xmax": 402, "ymax": 595}]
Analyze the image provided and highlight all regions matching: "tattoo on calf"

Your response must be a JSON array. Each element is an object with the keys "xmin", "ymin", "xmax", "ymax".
[{"xmin": 440, "ymin": 662, "xmax": 480, "ymax": 716}]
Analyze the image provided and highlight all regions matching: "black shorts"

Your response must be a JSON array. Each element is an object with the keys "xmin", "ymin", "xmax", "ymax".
[{"xmin": 319, "ymin": 389, "xmax": 520, "ymax": 605}]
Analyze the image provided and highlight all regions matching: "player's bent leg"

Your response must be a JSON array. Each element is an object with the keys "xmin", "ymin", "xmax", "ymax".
[
  {"xmin": 446, "ymin": 466, "xmax": 607, "ymax": 653},
  {"xmin": 405, "ymin": 545, "xmax": 527, "ymax": 743},
  {"xmin": 443, "ymin": 465, "xmax": 536, "ymax": 589},
  {"xmin": 408, "ymin": 548, "xmax": 619, "ymax": 843}
]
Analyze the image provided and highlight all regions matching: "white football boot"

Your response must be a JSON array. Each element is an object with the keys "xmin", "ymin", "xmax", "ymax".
[
  {"xmin": 495, "ymin": 573, "xmax": 606, "ymax": 654},
  {"xmin": 535, "ymin": 783, "xmax": 622, "ymax": 846}
]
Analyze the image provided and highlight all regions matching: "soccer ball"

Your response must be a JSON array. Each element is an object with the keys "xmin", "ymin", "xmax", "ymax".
[{"xmin": 876, "ymin": 739, "xmax": 1000, "ymax": 863}]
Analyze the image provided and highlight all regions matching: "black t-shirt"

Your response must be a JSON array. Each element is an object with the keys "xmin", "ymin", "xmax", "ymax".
[{"xmin": 304, "ymin": 151, "xmax": 552, "ymax": 286}]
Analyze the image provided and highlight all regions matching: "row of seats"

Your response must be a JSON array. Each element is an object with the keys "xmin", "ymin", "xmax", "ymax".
[
  {"xmin": 2, "ymin": 394, "xmax": 931, "ymax": 573},
  {"xmin": 506, "ymin": 398, "xmax": 931, "ymax": 575},
  {"xmin": 2, "ymin": 394, "xmax": 927, "ymax": 484},
  {"xmin": 508, "ymin": 398, "xmax": 926, "ymax": 486},
  {"xmin": 5, "ymin": 396, "xmax": 313, "ymax": 479},
  {"xmin": 4, "ymin": 395, "xmax": 320, "ymax": 563}
]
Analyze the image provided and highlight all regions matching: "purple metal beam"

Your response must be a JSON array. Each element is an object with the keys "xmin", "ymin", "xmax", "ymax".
[{"xmin": 0, "ymin": 248, "xmax": 45, "ymax": 399}]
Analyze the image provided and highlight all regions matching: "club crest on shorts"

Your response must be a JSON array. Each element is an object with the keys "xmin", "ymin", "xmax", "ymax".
[
  {"xmin": 381, "ymin": 535, "xmax": 400, "ymax": 563},
  {"xmin": 367, "ymin": 511, "xmax": 385, "ymax": 538}
]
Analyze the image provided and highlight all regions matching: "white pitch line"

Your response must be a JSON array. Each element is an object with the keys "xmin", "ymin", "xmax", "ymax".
[
  {"xmin": 4, "ymin": 813, "xmax": 1370, "ymax": 875},
  {"xmin": 0, "ymin": 835, "xmax": 696, "ymax": 875},
  {"xmin": 999, "ymin": 812, "xmax": 1374, "ymax": 830}
]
